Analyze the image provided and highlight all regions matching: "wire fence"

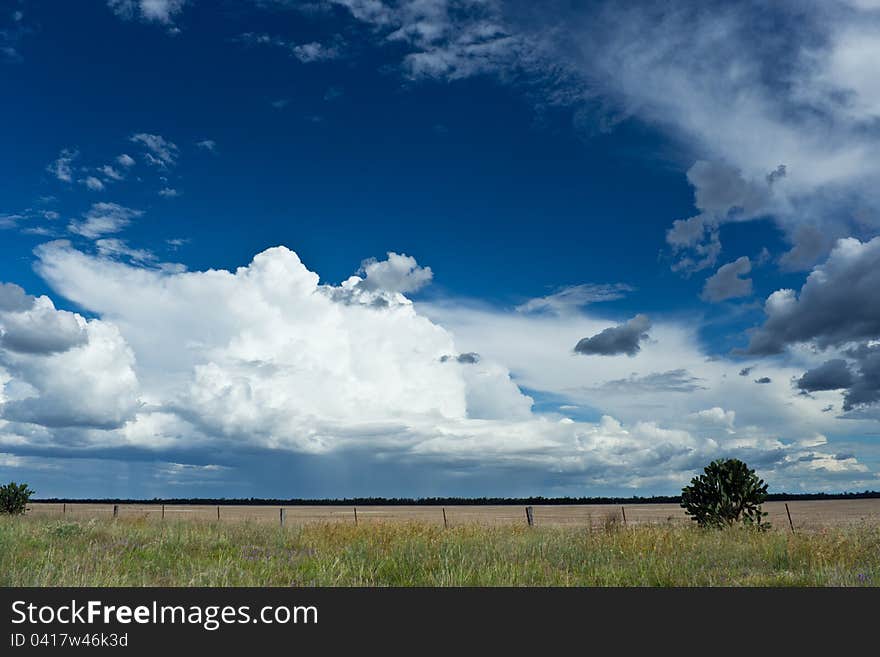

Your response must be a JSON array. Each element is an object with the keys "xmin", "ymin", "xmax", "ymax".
[{"xmin": 23, "ymin": 500, "xmax": 880, "ymax": 530}]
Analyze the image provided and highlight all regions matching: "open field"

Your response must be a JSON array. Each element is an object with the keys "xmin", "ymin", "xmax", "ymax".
[
  {"xmin": 2, "ymin": 514, "xmax": 879, "ymax": 586},
  {"xmin": 24, "ymin": 499, "xmax": 880, "ymax": 530}
]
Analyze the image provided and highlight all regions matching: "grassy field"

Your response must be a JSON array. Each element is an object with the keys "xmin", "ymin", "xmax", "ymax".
[{"xmin": 2, "ymin": 514, "xmax": 879, "ymax": 586}]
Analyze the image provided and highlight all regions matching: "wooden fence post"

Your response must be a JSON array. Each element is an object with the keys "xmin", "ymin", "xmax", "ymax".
[
  {"xmin": 217, "ymin": 505, "xmax": 220, "ymax": 521},
  {"xmin": 354, "ymin": 507, "xmax": 358, "ymax": 526},
  {"xmin": 63, "ymin": 503, "xmax": 66, "ymax": 516},
  {"xmin": 785, "ymin": 503, "xmax": 795, "ymax": 533},
  {"xmin": 113, "ymin": 504, "xmax": 118, "ymax": 518},
  {"xmin": 442, "ymin": 507, "xmax": 448, "ymax": 529},
  {"xmin": 621, "ymin": 506, "xmax": 627, "ymax": 527},
  {"xmin": 280, "ymin": 507, "xmax": 285, "ymax": 527},
  {"xmin": 525, "ymin": 506, "xmax": 534, "ymax": 527},
  {"xmin": 161, "ymin": 504, "xmax": 165, "ymax": 520}
]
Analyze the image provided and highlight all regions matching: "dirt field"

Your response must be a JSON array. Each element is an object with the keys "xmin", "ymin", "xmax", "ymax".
[{"xmin": 25, "ymin": 499, "xmax": 880, "ymax": 530}]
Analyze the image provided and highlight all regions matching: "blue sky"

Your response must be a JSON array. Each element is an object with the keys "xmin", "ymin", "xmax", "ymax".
[{"xmin": 2, "ymin": 0, "xmax": 880, "ymax": 498}]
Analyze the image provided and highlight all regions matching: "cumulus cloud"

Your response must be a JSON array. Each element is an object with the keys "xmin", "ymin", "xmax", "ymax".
[
  {"xmin": 0, "ymin": 243, "xmax": 870, "ymax": 494},
  {"xmin": 841, "ymin": 343, "xmax": 880, "ymax": 411},
  {"xmin": 158, "ymin": 187, "xmax": 180, "ymax": 198},
  {"xmin": 701, "ymin": 256, "xmax": 752, "ymax": 302},
  {"xmin": 746, "ymin": 237, "xmax": 880, "ymax": 354},
  {"xmin": 129, "ymin": 133, "xmax": 178, "ymax": 168},
  {"xmin": 797, "ymin": 359, "xmax": 854, "ymax": 393},
  {"xmin": 68, "ymin": 203, "xmax": 143, "ymax": 240},
  {"xmin": 0, "ymin": 286, "xmax": 138, "ymax": 429},
  {"xmin": 0, "ymin": 284, "xmax": 33, "ymax": 313},
  {"xmin": 0, "ymin": 296, "xmax": 87, "ymax": 355},
  {"xmin": 355, "ymin": 252, "xmax": 433, "ymax": 294},
  {"xmin": 690, "ymin": 406, "xmax": 735, "ymax": 431},
  {"xmin": 574, "ymin": 314, "xmax": 651, "ymax": 356},
  {"xmin": 116, "ymin": 154, "xmax": 136, "ymax": 168},
  {"xmin": 667, "ymin": 162, "xmax": 774, "ymax": 273},
  {"xmin": 516, "ymin": 283, "xmax": 634, "ymax": 314}
]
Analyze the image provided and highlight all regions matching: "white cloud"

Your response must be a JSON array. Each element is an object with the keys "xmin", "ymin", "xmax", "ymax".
[
  {"xmin": 196, "ymin": 139, "xmax": 216, "ymax": 152},
  {"xmin": 516, "ymin": 283, "xmax": 634, "ymax": 315},
  {"xmin": 116, "ymin": 153, "xmax": 136, "ymax": 168},
  {"xmin": 46, "ymin": 149, "xmax": 77, "ymax": 183},
  {"xmin": 329, "ymin": 2, "xmax": 880, "ymax": 277},
  {"xmin": 0, "ymin": 242, "xmax": 867, "ymax": 492},
  {"xmin": 95, "ymin": 238, "xmax": 156, "ymax": 264},
  {"xmin": 291, "ymin": 41, "xmax": 341, "ymax": 63},
  {"xmin": 80, "ymin": 176, "xmax": 105, "ymax": 192},
  {"xmin": 158, "ymin": 187, "xmax": 180, "ymax": 198},
  {"xmin": 68, "ymin": 203, "xmax": 143, "ymax": 240},
  {"xmin": 98, "ymin": 165, "xmax": 124, "ymax": 181},
  {"xmin": 0, "ymin": 291, "xmax": 139, "ymax": 430},
  {"xmin": 419, "ymin": 297, "xmax": 876, "ymax": 452},
  {"xmin": 107, "ymin": 0, "xmax": 186, "ymax": 24},
  {"xmin": 331, "ymin": 0, "xmax": 544, "ymax": 81},
  {"xmin": 355, "ymin": 251, "xmax": 433, "ymax": 294},
  {"xmin": 130, "ymin": 133, "xmax": 178, "ymax": 168}
]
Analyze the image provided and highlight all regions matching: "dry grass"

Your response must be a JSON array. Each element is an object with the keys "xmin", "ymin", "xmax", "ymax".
[
  {"xmin": 2, "ymin": 513, "xmax": 879, "ymax": 586},
  {"xmin": 25, "ymin": 499, "xmax": 880, "ymax": 529}
]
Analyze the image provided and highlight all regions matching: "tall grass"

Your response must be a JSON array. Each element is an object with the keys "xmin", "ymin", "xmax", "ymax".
[{"xmin": 1, "ymin": 515, "xmax": 878, "ymax": 586}]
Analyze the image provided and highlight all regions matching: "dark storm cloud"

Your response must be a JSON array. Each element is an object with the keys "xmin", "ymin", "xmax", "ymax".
[
  {"xmin": 796, "ymin": 359, "xmax": 854, "ymax": 392},
  {"xmin": 841, "ymin": 344, "xmax": 880, "ymax": 411},
  {"xmin": 574, "ymin": 314, "xmax": 651, "ymax": 356},
  {"xmin": 754, "ymin": 377, "xmax": 772, "ymax": 384},
  {"xmin": 746, "ymin": 237, "xmax": 880, "ymax": 355},
  {"xmin": 739, "ymin": 366, "xmax": 753, "ymax": 376}
]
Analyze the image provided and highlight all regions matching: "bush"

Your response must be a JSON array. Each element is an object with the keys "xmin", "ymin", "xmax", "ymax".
[
  {"xmin": 0, "ymin": 481, "xmax": 35, "ymax": 515},
  {"xmin": 681, "ymin": 459, "xmax": 769, "ymax": 529}
]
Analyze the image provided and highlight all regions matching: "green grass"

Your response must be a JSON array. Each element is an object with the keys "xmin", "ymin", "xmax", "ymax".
[{"xmin": 2, "ymin": 515, "xmax": 879, "ymax": 586}]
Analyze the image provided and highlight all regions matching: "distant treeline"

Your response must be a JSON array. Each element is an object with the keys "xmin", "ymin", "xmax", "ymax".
[{"xmin": 32, "ymin": 491, "xmax": 880, "ymax": 505}]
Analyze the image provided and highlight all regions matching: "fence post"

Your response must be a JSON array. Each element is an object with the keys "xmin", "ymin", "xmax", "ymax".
[
  {"xmin": 525, "ymin": 506, "xmax": 534, "ymax": 527},
  {"xmin": 785, "ymin": 503, "xmax": 795, "ymax": 533},
  {"xmin": 63, "ymin": 503, "xmax": 66, "ymax": 516},
  {"xmin": 354, "ymin": 507, "xmax": 358, "ymax": 526},
  {"xmin": 442, "ymin": 507, "xmax": 448, "ymax": 529},
  {"xmin": 280, "ymin": 507, "xmax": 285, "ymax": 527},
  {"xmin": 621, "ymin": 506, "xmax": 627, "ymax": 527},
  {"xmin": 161, "ymin": 504, "xmax": 165, "ymax": 520},
  {"xmin": 217, "ymin": 505, "xmax": 220, "ymax": 521},
  {"xmin": 113, "ymin": 504, "xmax": 118, "ymax": 518}
]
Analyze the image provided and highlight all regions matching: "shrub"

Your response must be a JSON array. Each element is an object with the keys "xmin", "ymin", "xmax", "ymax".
[
  {"xmin": 681, "ymin": 459, "xmax": 769, "ymax": 529},
  {"xmin": 0, "ymin": 481, "xmax": 35, "ymax": 515}
]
